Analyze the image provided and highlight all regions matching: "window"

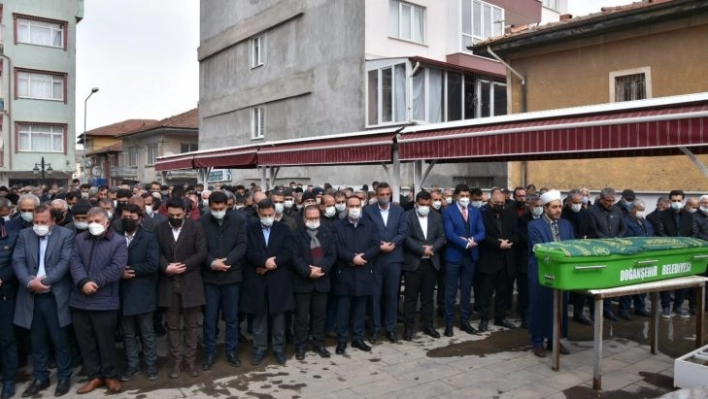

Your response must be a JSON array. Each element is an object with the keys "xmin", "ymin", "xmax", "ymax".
[
  {"xmin": 461, "ymin": 0, "xmax": 504, "ymax": 50},
  {"xmin": 542, "ymin": 0, "xmax": 559, "ymax": 11},
  {"xmin": 389, "ymin": 1, "xmax": 426, "ymax": 43},
  {"xmin": 17, "ymin": 70, "xmax": 65, "ymax": 101},
  {"xmin": 609, "ymin": 67, "xmax": 652, "ymax": 102},
  {"xmin": 146, "ymin": 143, "xmax": 158, "ymax": 165},
  {"xmin": 476, "ymin": 79, "xmax": 507, "ymax": 117},
  {"xmin": 18, "ymin": 124, "xmax": 64, "ymax": 152},
  {"xmin": 180, "ymin": 143, "xmax": 198, "ymax": 153},
  {"xmin": 252, "ymin": 107, "xmax": 265, "ymax": 139},
  {"xmin": 367, "ymin": 63, "xmax": 407, "ymax": 126},
  {"xmin": 16, "ymin": 16, "xmax": 66, "ymax": 48},
  {"xmin": 127, "ymin": 147, "xmax": 138, "ymax": 167},
  {"xmin": 251, "ymin": 33, "xmax": 266, "ymax": 68}
]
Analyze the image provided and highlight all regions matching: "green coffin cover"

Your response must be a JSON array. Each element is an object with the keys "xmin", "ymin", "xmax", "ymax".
[{"xmin": 534, "ymin": 237, "xmax": 708, "ymax": 290}]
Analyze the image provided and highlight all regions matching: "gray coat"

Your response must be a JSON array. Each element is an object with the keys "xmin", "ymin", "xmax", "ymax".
[{"xmin": 12, "ymin": 225, "xmax": 75, "ymax": 329}]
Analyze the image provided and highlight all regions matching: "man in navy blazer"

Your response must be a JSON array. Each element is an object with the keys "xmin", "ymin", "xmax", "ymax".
[
  {"xmin": 363, "ymin": 182, "xmax": 409, "ymax": 344},
  {"xmin": 442, "ymin": 184, "xmax": 486, "ymax": 337}
]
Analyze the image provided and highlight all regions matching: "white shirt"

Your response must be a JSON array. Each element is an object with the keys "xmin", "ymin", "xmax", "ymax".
[
  {"xmin": 171, "ymin": 221, "xmax": 183, "ymax": 241},
  {"xmin": 418, "ymin": 214, "xmax": 428, "ymax": 240},
  {"xmin": 37, "ymin": 235, "xmax": 48, "ymax": 278},
  {"xmin": 378, "ymin": 204, "xmax": 390, "ymax": 227}
]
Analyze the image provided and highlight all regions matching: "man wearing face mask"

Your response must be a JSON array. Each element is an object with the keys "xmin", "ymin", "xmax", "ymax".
[
  {"xmin": 270, "ymin": 190, "xmax": 297, "ymax": 231},
  {"xmin": 618, "ymin": 189, "xmax": 636, "ymax": 216},
  {"xmin": 402, "ymin": 191, "xmax": 445, "ymax": 341},
  {"xmin": 363, "ymin": 182, "xmax": 408, "ymax": 344},
  {"xmin": 561, "ymin": 190, "xmax": 593, "ymax": 326},
  {"xmin": 155, "ymin": 198, "xmax": 207, "ymax": 379},
  {"xmin": 431, "ymin": 191, "xmax": 445, "ymax": 213},
  {"xmin": 243, "ymin": 199, "xmax": 294, "ymax": 366},
  {"xmin": 443, "ymin": 189, "xmax": 454, "ymax": 207},
  {"xmin": 657, "ymin": 189, "xmax": 699, "ymax": 318},
  {"xmin": 0, "ymin": 215, "xmax": 19, "ymax": 399},
  {"xmin": 6, "ymin": 194, "xmax": 40, "ymax": 235},
  {"xmin": 140, "ymin": 193, "xmax": 167, "ymax": 228},
  {"xmin": 98, "ymin": 199, "xmax": 116, "ymax": 222},
  {"xmin": 65, "ymin": 201, "xmax": 92, "ymax": 235},
  {"xmin": 50, "ymin": 199, "xmax": 73, "ymax": 227},
  {"xmin": 619, "ymin": 199, "xmax": 653, "ymax": 320},
  {"xmin": 512, "ymin": 187, "xmax": 527, "ymax": 217},
  {"xmin": 515, "ymin": 195, "xmax": 542, "ymax": 329},
  {"xmin": 282, "ymin": 189, "xmax": 298, "ymax": 218},
  {"xmin": 199, "ymin": 191, "xmax": 247, "ymax": 370},
  {"xmin": 320, "ymin": 194, "xmax": 338, "ymax": 229},
  {"xmin": 0, "ymin": 198, "xmax": 13, "ymax": 223},
  {"xmin": 291, "ymin": 205, "xmax": 336, "ymax": 360},
  {"xmin": 79, "ymin": 184, "xmax": 91, "ymax": 200},
  {"xmin": 442, "ymin": 184, "xmax": 486, "ymax": 337},
  {"xmin": 694, "ymin": 195, "xmax": 708, "ymax": 241},
  {"xmin": 470, "ymin": 188, "xmax": 486, "ymax": 210}
]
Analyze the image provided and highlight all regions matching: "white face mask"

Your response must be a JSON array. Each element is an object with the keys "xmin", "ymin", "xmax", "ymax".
[
  {"xmin": 75, "ymin": 221, "xmax": 89, "ymax": 230},
  {"xmin": 348, "ymin": 208, "xmax": 362, "ymax": 220},
  {"xmin": 432, "ymin": 200, "xmax": 442, "ymax": 210},
  {"xmin": 532, "ymin": 206, "xmax": 544, "ymax": 217},
  {"xmin": 88, "ymin": 222, "xmax": 106, "ymax": 236},
  {"xmin": 260, "ymin": 216, "xmax": 274, "ymax": 227},
  {"xmin": 417, "ymin": 205, "xmax": 430, "ymax": 217},
  {"xmin": 20, "ymin": 212, "xmax": 33, "ymax": 223},
  {"xmin": 458, "ymin": 198, "xmax": 470, "ymax": 208},
  {"xmin": 106, "ymin": 211, "xmax": 113, "ymax": 220},
  {"xmin": 235, "ymin": 205, "xmax": 245, "ymax": 210},
  {"xmin": 112, "ymin": 200, "xmax": 118, "ymax": 208},
  {"xmin": 33, "ymin": 224, "xmax": 50, "ymax": 237},
  {"xmin": 445, "ymin": 197, "xmax": 453, "ymax": 205},
  {"xmin": 471, "ymin": 200, "xmax": 485, "ymax": 209},
  {"xmin": 81, "ymin": 192, "xmax": 89, "ymax": 199},
  {"xmin": 687, "ymin": 208, "xmax": 698, "ymax": 213},
  {"xmin": 324, "ymin": 206, "xmax": 336, "ymax": 218},
  {"xmin": 701, "ymin": 206, "xmax": 708, "ymax": 214},
  {"xmin": 671, "ymin": 202, "xmax": 684, "ymax": 212},
  {"xmin": 635, "ymin": 211, "xmax": 646, "ymax": 219},
  {"xmin": 571, "ymin": 204, "xmax": 582, "ymax": 213},
  {"xmin": 145, "ymin": 205, "xmax": 153, "ymax": 215},
  {"xmin": 274, "ymin": 203, "xmax": 284, "ymax": 214},
  {"xmin": 284, "ymin": 200, "xmax": 294, "ymax": 209},
  {"xmin": 305, "ymin": 220, "xmax": 320, "ymax": 230},
  {"xmin": 211, "ymin": 210, "xmax": 226, "ymax": 220},
  {"xmin": 335, "ymin": 203, "xmax": 346, "ymax": 213}
]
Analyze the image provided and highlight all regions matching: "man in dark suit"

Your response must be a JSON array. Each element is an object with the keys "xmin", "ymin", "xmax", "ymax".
[
  {"xmin": 561, "ymin": 190, "xmax": 593, "ymax": 326},
  {"xmin": 141, "ymin": 192, "xmax": 167, "ymax": 227},
  {"xmin": 656, "ymin": 189, "xmax": 699, "ymax": 318},
  {"xmin": 620, "ymin": 199, "xmax": 653, "ymax": 320},
  {"xmin": 200, "ymin": 191, "xmax": 247, "ymax": 370},
  {"xmin": 12, "ymin": 205, "xmax": 74, "ymax": 397},
  {"xmin": 516, "ymin": 195, "xmax": 543, "ymax": 329},
  {"xmin": 155, "ymin": 198, "xmax": 207, "ymax": 379},
  {"xmin": 477, "ymin": 189, "xmax": 519, "ymax": 332},
  {"xmin": 6, "ymin": 194, "xmax": 39, "ymax": 236},
  {"xmin": 402, "ymin": 191, "xmax": 445, "ymax": 340},
  {"xmin": 0, "ymin": 220, "xmax": 18, "ymax": 399},
  {"xmin": 291, "ymin": 205, "xmax": 336, "ymax": 360},
  {"xmin": 243, "ymin": 199, "xmax": 294, "ymax": 366},
  {"xmin": 118, "ymin": 204, "xmax": 160, "ymax": 382},
  {"xmin": 363, "ymin": 182, "xmax": 408, "ymax": 344},
  {"xmin": 442, "ymin": 184, "xmax": 486, "ymax": 337}
]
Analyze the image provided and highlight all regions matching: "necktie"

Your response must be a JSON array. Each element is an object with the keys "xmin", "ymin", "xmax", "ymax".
[
  {"xmin": 551, "ymin": 221, "xmax": 560, "ymax": 242},
  {"xmin": 461, "ymin": 207, "xmax": 468, "ymax": 222}
]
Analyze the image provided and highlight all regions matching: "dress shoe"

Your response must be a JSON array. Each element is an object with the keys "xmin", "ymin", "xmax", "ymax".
[
  {"xmin": 494, "ymin": 319, "xmax": 516, "ymax": 329},
  {"xmin": 313, "ymin": 344, "xmax": 331, "ymax": 358},
  {"xmin": 532, "ymin": 346, "xmax": 547, "ymax": 358},
  {"xmin": 335, "ymin": 342, "xmax": 346, "ymax": 355},
  {"xmin": 76, "ymin": 377, "xmax": 103, "ymax": 394},
  {"xmin": 1, "ymin": 383, "xmax": 15, "ymax": 399},
  {"xmin": 546, "ymin": 342, "xmax": 571, "ymax": 355},
  {"xmin": 403, "ymin": 326, "xmax": 413, "ymax": 341},
  {"xmin": 460, "ymin": 321, "xmax": 478, "ymax": 334},
  {"xmin": 635, "ymin": 308, "xmax": 651, "ymax": 317},
  {"xmin": 573, "ymin": 314, "xmax": 593, "ymax": 326},
  {"xmin": 619, "ymin": 310, "xmax": 632, "ymax": 321},
  {"xmin": 185, "ymin": 364, "xmax": 199, "ymax": 378},
  {"xmin": 168, "ymin": 364, "xmax": 181, "ymax": 379},
  {"xmin": 145, "ymin": 367, "xmax": 158, "ymax": 381},
  {"xmin": 351, "ymin": 339, "xmax": 371, "ymax": 352},
  {"xmin": 251, "ymin": 350, "xmax": 266, "ymax": 366},
  {"xmin": 423, "ymin": 326, "xmax": 440, "ymax": 339},
  {"xmin": 477, "ymin": 319, "xmax": 489, "ymax": 332},
  {"xmin": 387, "ymin": 331, "xmax": 398, "ymax": 343},
  {"xmin": 226, "ymin": 353, "xmax": 241, "ymax": 367},
  {"xmin": 274, "ymin": 351, "xmax": 286, "ymax": 365},
  {"xmin": 120, "ymin": 366, "xmax": 141, "ymax": 382},
  {"xmin": 444, "ymin": 325, "xmax": 454, "ymax": 337},
  {"xmin": 21, "ymin": 380, "xmax": 49, "ymax": 397},
  {"xmin": 369, "ymin": 331, "xmax": 380, "ymax": 345},
  {"xmin": 201, "ymin": 355, "xmax": 217, "ymax": 371},
  {"xmin": 295, "ymin": 346, "xmax": 306, "ymax": 361},
  {"xmin": 604, "ymin": 310, "xmax": 619, "ymax": 322},
  {"xmin": 54, "ymin": 378, "xmax": 70, "ymax": 397},
  {"xmin": 104, "ymin": 378, "xmax": 121, "ymax": 393}
]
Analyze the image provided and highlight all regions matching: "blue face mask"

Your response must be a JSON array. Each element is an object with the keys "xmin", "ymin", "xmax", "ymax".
[{"xmin": 624, "ymin": 201, "xmax": 632, "ymax": 210}]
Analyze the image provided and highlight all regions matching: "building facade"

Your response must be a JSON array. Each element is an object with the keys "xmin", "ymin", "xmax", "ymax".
[
  {"xmin": 198, "ymin": 0, "xmax": 563, "ymax": 188},
  {"xmin": 0, "ymin": 0, "xmax": 84, "ymax": 186}
]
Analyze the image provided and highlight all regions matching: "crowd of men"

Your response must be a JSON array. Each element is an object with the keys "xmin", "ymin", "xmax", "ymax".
[{"xmin": 0, "ymin": 178, "xmax": 704, "ymax": 398}]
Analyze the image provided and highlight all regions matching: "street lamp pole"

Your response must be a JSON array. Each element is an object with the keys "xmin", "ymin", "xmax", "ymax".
[
  {"xmin": 82, "ymin": 87, "xmax": 99, "ymax": 183},
  {"xmin": 32, "ymin": 157, "xmax": 53, "ymax": 187}
]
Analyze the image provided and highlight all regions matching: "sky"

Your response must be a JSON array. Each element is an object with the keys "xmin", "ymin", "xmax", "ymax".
[{"xmin": 75, "ymin": 0, "xmax": 636, "ymax": 137}]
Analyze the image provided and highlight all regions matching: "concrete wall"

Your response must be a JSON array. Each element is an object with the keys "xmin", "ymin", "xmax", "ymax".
[
  {"xmin": 1, "ymin": 0, "xmax": 81, "ymax": 185},
  {"xmin": 505, "ymin": 15, "xmax": 708, "ymax": 192}
]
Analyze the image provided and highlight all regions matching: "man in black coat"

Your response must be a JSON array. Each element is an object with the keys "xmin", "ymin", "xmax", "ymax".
[
  {"xmin": 402, "ymin": 191, "xmax": 445, "ymax": 341},
  {"xmin": 200, "ymin": 191, "xmax": 247, "ymax": 370},
  {"xmin": 118, "ymin": 204, "xmax": 160, "ymax": 382},
  {"xmin": 0, "ymin": 221, "xmax": 18, "ymax": 399},
  {"xmin": 243, "ymin": 199, "xmax": 294, "ymax": 366},
  {"xmin": 516, "ymin": 195, "xmax": 543, "ymax": 328},
  {"xmin": 477, "ymin": 189, "xmax": 519, "ymax": 332},
  {"xmin": 561, "ymin": 190, "xmax": 593, "ymax": 326},
  {"xmin": 291, "ymin": 205, "xmax": 336, "ymax": 360}
]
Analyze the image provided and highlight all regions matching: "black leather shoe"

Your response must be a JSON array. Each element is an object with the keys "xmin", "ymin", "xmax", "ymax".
[
  {"xmin": 54, "ymin": 378, "xmax": 71, "ymax": 397},
  {"xmin": 274, "ymin": 351, "xmax": 286, "ymax": 365},
  {"xmin": 494, "ymin": 319, "xmax": 516, "ymax": 329},
  {"xmin": 635, "ymin": 308, "xmax": 650, "ymax": 317},
  {"xmin": 201, "ymin": 355, "xmax": 217, "ymax": 371},
  {"xmin": 477, "ymin": 320, "xmax": 489, "ymax": 332},
  {"xmin": 146, "ymin": 367, "xmax": 158, "ymax": 381},
  {"xmin": 295, "ymin": 346, "xmax": 306, "ymax": 361},
  {"xmin": 369, "ymin": 332, "xmax": 380, "ymax": 345},
  {"xmin": 313, "ymin": 344, "xmax": 331, "ymax": 358},
  {"xmin": 21, "ymin": 379, "xmax": 49, "ymax": 398},
  {"xmin": 386, "ymin": 331, "xmax": 398, "ymax": 343},
  {"xmin": 604, "ymin": 310, "xmax": 619, "ymax": 322},
  {"xmin": 352, "ymin": 339, "xmax": 371, "ymax": 352},
  {"xmin": 532, "ymin": 346, "xmax": 547, "ymax": 358},
  {"xmin": 251, "ymin": 350, "xmax": 266, "ymax": 366},
  {"xmin": 444, "ymin": 325, "xmax": 454, "ymax": 337},
  {"xmin": 423, "ymin": 326, "xmax": 440, "ymax": 339},
  {"xmin": 120, "ymin": 366, "xmax": 141, "ymax": 381},
  {"xmin": 403, "ymin": 325, "xmax": 413, "ymax": 341},
  {"xmin": 573, "ymin": 314, "xmax": 593, "ymax": 326},
  {"xmin": 335, "ymin": 342, "xmax": 346, "ymax": 355},
  {"xmin": 2, "ymin": 384, "xmax": 15, "ymax": 399},
  {"xmin": 226, "ymin": 353, "xmax": 241, "ymax": 367},
  {"xmin": 460, "ymin": 321, "xmax": 478, "ymax": 334},
  {"xmin": 619, "ymin": 310, "xmax": 632, "ymax": 321}
]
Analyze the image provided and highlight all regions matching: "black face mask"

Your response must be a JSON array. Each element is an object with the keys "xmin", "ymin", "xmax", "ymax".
[
  {"xmin": 51, "ymin": 209, "xmax": 65, "ymax": 222},
  {"xmin": 493, "ymin": 204, "xmax": 505, "ymax": 213},
  {"xmin": 168, "ymin": 217, "xmax": 183, "ymax": 228},
  {"xmin": 516, "ymin": 200, "xmax": 526, "ymax": 209},
  {"xmin": 122, "ymin": 218, "xmax": 139, "ymax": 233}
]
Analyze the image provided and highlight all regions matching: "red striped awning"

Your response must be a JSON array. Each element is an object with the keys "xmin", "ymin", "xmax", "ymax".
[
  {"xmin": 193, "ymin": 145, "xmax": 258, "ymax": 169},
  {"xmin": 154, "ymin": 154, "xmax": 194, "ymax": 171},
  {"xmin": 257, "ymin": 128, "xmax": 400, "ymax": 166},
  {"xmin": 398, "ymin": 101, "xmax": 708, "ymax": 162}
]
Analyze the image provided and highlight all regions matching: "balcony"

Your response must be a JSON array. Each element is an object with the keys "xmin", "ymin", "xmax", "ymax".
[{"xmin": 111, "ymin": 166, "xmax": 138, "ymax": 179}]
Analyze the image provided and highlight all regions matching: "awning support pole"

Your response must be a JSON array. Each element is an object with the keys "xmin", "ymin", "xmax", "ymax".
[
  {"xmin": 270, "ymin": 167, "xmax": 280, "ymax": 188},
  {"xmin": 421, "ymin": 160, "xmax": 437, "ymax": 189},
  {"xmin": 392, "ymin": 145, "xmax": 401, "ymax": 203},
  {"xmin": 381, "ymin": 163, "xmax": 391, "ymax": 181},
  {"xmin": 259, "ymin": 167, "xmax": 267, "ymax": 189},
  {"xmin": 679, "ymin": 147, "xmax": 708, "ymax": 177},
  {"xmin": 413, "ymin": 161, "xmax": 423, "ymax": 193}
]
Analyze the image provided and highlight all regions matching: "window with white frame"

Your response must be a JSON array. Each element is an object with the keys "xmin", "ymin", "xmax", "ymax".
[
  {"xmin": 17, "ymin": 70, "xmax": 64, "ymax": 101},
  {"xmin": 368, "ymin": 64, "xmax": 407, "ymax": 126},
  {"xmin": 146, "ymin": 143, "xmax": 158, "ymax": 165},
  {"xmin": 251, "ymin": 33, "xmax": 266, "ymax": 68},
  {"xmin": 252, "ymin": 107, "xmax": 265, "ymax": 139},
  {"xmin": 18, "ymin": 124, "xmax": 64, "ymax": 152},
  {"xmin": 389, "ymin": 1, "xmax": 426, "ymax": 43},
  {"xmin": 542, "ymin": 0, "xmax": 559, "ymax": 11},
  {"xmin": 461, "ymin": 0, "xmax": 504, "ymax": 50},
  {"xmin": 127, "ymin": 147, "xmax": 139, "ymax": 167},
  {"xmin": 16, "ymin": 17, "xmax": 65, "ymax": 48},
  {"xmin": 610, "ymin": 67, "xmax": 651, "ymax": 102}
]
